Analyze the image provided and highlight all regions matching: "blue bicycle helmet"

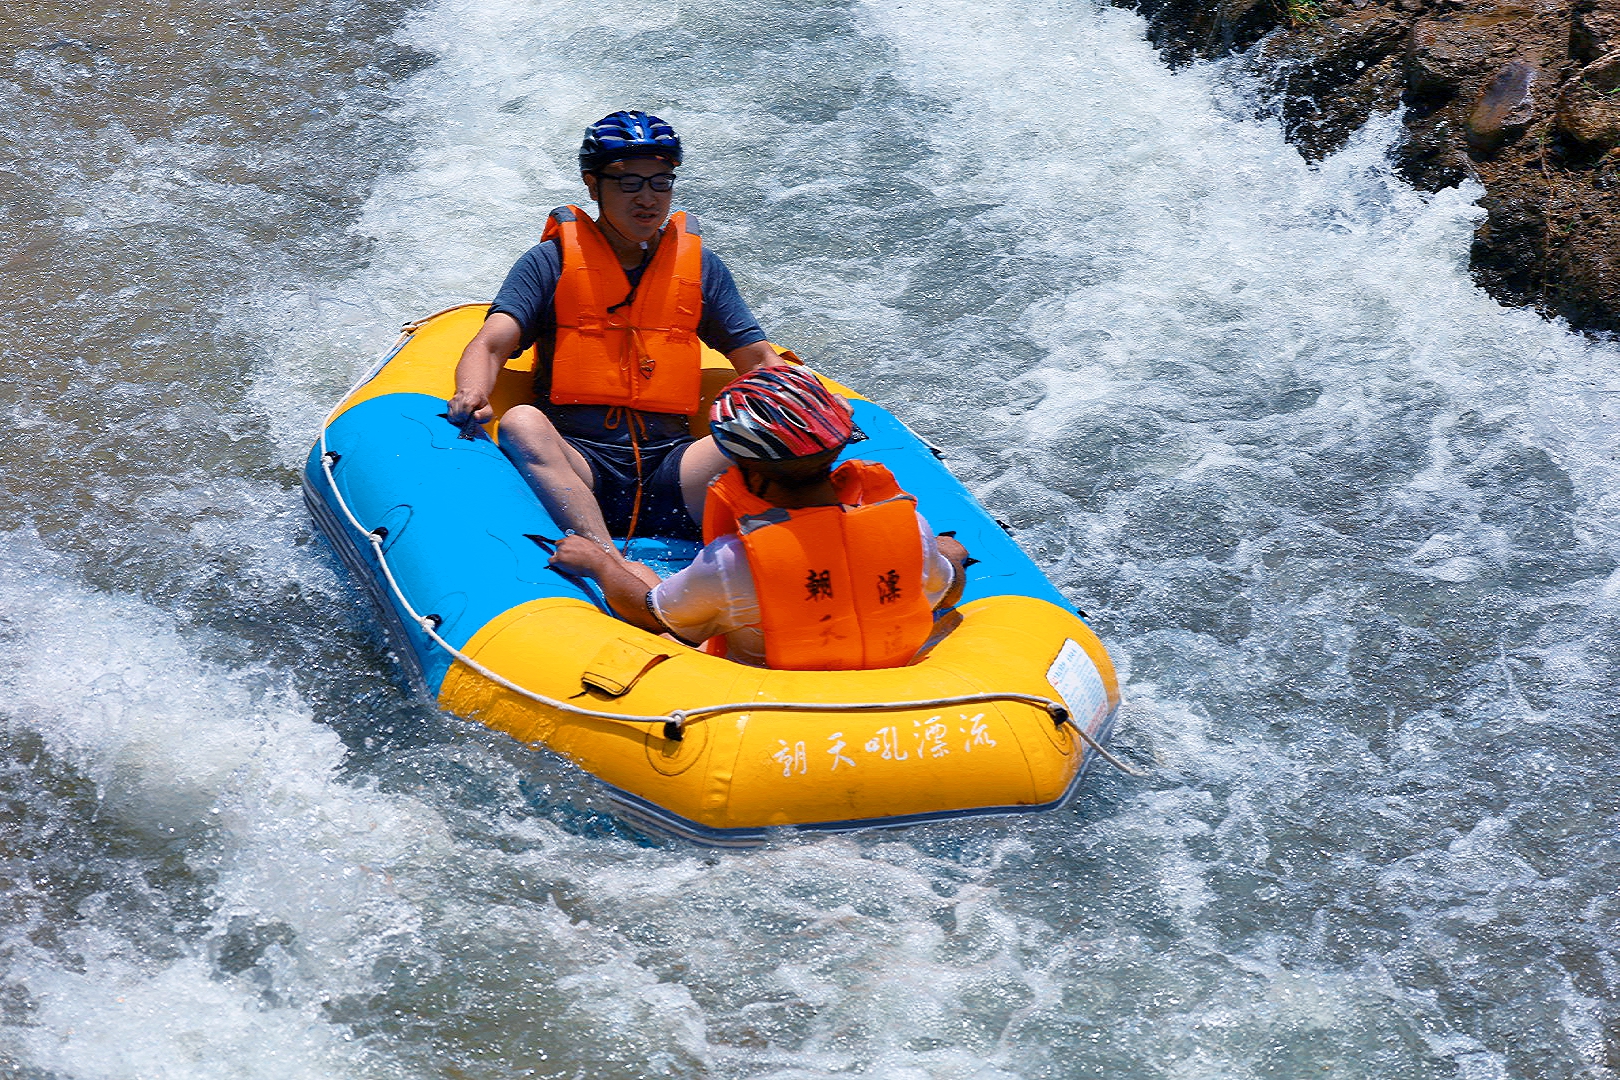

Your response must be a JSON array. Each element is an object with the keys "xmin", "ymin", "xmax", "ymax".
[{"xmin": 578, "ymin": 110, "xmax": 683, "ymax": 172}]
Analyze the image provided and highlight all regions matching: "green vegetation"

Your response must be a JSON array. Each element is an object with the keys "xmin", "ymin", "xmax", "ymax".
[{"xmin": 1278, "ymin": 0, "xmax": 1323, "ymax": 26}]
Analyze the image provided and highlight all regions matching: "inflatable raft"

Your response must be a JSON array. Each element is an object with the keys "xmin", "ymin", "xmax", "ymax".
[{"xmin": 303, "ymin": 304, "xmax": 1123, "ymax": 843}]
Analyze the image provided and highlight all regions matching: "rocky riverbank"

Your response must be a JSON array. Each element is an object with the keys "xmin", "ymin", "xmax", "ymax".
[{"xmin": 1120, "ymin": 0, "xmax": 1620, "ymax": 335}]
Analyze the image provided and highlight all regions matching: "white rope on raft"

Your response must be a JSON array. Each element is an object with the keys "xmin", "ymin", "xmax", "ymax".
[{"xmin": 315, "ymin": 311, "xmax": 1147, "ymax": 778}]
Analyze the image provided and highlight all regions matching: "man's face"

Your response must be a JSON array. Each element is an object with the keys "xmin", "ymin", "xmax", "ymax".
[{"xmin": 585, "ymin": 156, "xmax": 677, "ymax": 246}]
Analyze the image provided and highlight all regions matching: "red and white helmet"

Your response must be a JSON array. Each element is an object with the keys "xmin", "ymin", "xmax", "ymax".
[{"xmin": 709, "ymin": 366, "xmax": 854, "ymax": 463}]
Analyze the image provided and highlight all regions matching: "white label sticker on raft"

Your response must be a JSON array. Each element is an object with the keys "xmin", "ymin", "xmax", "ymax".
[{"xmin": 1046, "ymin": 639, "xmax": 1110, "ymax": 730}]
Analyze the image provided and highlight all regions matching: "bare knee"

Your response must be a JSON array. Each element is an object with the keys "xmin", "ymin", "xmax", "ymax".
[
  {"xmin": 497, "ymin": 406, "xmax": 591, "ymax": 482},
  {"xmin": 497, "ymin": 404, "xmax": 550, "ymax": 440},
  {"xmin": 680, "ymin": 437, "xmax": 733, "ymax": 523},
  {"xmin": 498, "ymin": 406, "xmax": 563, "ymax": 459}
]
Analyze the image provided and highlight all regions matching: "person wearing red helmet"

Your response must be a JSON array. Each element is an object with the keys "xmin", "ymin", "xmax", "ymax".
[
  {"xmin": 447, "ymin": 110, "xmax": 784, "ymax": 586},
  {"xmin": 551, "ymin": 366, "xmax": 971, "ymax": 670}
]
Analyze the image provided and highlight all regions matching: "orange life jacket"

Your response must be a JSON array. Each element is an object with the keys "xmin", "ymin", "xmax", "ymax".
[
  {"xmin": 702, "ymin": 461, "xmax": 937, "ymax": 670},
  {"xmin": 541, "ymin": 204, "xmax": 704, "ymax": 414}
]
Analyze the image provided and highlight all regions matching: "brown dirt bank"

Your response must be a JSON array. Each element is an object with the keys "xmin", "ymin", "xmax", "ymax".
[{"xmin": 1118, "ymin": 0, "xmax": 1620, "ymax": 336}]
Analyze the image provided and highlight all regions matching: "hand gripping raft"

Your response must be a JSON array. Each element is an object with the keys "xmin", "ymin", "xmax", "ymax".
[{"xmin": 303, "ymin": 304, "xmax": 1127, "ymax": 844}]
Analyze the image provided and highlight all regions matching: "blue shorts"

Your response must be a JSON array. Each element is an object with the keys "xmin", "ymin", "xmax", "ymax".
[{"xmin": 567, "ymin": 432, "xmax": 701, "ymax": 542}]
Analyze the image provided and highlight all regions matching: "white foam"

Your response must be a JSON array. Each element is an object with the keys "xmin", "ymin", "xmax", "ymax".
[
  {"xmin": 13, "ymin": 933, "xmax": 360, "ymax": 1080},
  {"xmin": 0, "ymin": 533, "xmax": 442, "ymax": 1076}
]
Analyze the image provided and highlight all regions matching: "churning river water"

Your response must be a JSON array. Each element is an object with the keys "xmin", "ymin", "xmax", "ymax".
[{"xmin": 3, "ymin": 0, "xmax": 1619, "ymax": 1076}]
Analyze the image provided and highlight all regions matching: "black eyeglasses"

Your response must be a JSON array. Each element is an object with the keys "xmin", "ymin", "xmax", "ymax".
[{"xmin": 593, "ymin": 171, "xmax": 677, "ymax": 193}]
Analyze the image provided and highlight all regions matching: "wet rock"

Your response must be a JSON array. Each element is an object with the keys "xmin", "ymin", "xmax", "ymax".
[
  {"xmin": 1263, "ymin": 12, "xmax": 1410, "ymax": 89},
  {"xmin": 1556, "ymin": 49, "xmax": 1620, "ymax": 149},
  {"xmin": 1570, "ymin": 0, "xmax": 1620, "ymax": 63},
  {"xmin": 1114, "ymin": 0, "xmax": 1620, "ymax": 335},
  {"xmin": 1470, "ymin": 191, "xmax": 1545, "ymax": 300},
  {"xmin": 1407, "ymin": 19, "xmax": 1490, "ymax": 98},
  {"xmin": 1547, "ymin": 194, "xmax": 1620, "ymax": 329},
  {"xmin": 1127, "ymin": 0, "xmax": 1282, "ymax": 66},
  {"xmin": 1253, "ymin": 13, "xmax": 1410, "ymax": 154},
  {"xmin": 1401, "ymin": 115, "xmax": 1478, "ymax": 186},
  {"xmin": 1465, "ymin": 61, "xmax": 1539, "ymax": 150}
]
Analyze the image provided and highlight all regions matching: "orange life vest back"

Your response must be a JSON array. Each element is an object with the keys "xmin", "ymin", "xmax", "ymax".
[
  {"xmin": 702, "ymin": 461, "xmax": 937, "ymax": 671},
  {"xmin": 541, "ymin": 204, "xmax": 704, "ymax": 415}
]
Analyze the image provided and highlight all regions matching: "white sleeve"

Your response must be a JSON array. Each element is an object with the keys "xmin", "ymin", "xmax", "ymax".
[
  {"xmin": 648, "ymin": 536, "xmax": 761, "ymax": 644},
  {"xmin": 917, "ymin": 514, "xmax": 956, "ymax": 608}
]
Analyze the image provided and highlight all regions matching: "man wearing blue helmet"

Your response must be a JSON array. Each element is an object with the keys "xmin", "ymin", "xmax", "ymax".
[{"xmin": 447, "ymin": 110, "xmax": 783, "ymax": 585}]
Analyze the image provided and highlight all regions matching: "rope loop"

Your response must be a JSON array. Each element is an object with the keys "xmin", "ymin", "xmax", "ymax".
[{"xmin": 1052, "ymin": 709, "xmax": 1150, "ymax": 778}]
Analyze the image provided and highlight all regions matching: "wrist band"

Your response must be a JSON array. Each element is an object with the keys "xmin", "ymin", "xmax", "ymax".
[{"xmin": 646, "ymin": 590, "xmax": 699, "ymax": 647}]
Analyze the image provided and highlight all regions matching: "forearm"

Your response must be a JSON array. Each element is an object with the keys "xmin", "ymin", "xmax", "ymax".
[
  {"xmin": 936, "ymin": 535, "xmax": 969, "ymax": 610},
  {"xmin": 449, "ymin": 313, "xmax": 523, "ymax": 421},
  {"xmin": 453, "ymin": 340, "xmax": 504, "ymax": 398},
  {"xmin": 726, "ymin": 339, "xmax": 787, "ymax": 374},
  {"xmin": 591, "ymin": 561, "xmax": 666, "ymax": 634},
  {"xmin": 938, "ymin": 562, "xmax": 967, "ymax": 610}
]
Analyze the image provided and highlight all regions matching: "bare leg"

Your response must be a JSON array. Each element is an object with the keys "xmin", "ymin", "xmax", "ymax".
[
  {"xmin": 678, "ymin": 435, "xmax": 735, "ymax": 528},
  {"xmin": 497, "ymin": 406, "xmax": 659, "ymax": 587}
]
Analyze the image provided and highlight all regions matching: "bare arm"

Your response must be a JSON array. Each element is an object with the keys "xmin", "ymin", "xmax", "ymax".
[
  {"xmin": 447, "ymin": 312, "xmax": 524, "ymax": 425},
  {"xmin": 936, "ymin": 535, "xmax": 969, "ymax": 611},
  {"xmin": 726, "ymin": 340, "xmax": 789, "ymax": 375},
  {"xmin": 549, "ymin": 535, "xmax": 666, "ymax": 634}
]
